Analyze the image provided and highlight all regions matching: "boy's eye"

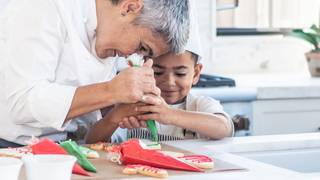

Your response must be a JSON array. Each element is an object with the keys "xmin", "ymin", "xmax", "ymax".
[
  {"xmin": 175, "ymin": 73, "xmax": 186, "ymax": 77},
  {"xmin": 154, "ymin": 72, "xmax": 163, "ymax": 76}
]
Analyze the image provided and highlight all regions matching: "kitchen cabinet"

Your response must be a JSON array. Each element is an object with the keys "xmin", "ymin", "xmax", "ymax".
[
  {"xmin": 222, "ymin": 101, "xmax": 252, "ymax": 136},
  {"xmin": 192, "ymin": 79, "xmax": 320, "ymax": 136},
  {"xmin": 252, "ymin": 98, "xmax": 320, "ymax": 135},
  {"xmin": 217, "ymin": 0, "xmax": 320, "ymax": 29},
  {"xmin": 192, "ymin": 75, "xmax": 320, "ymax": 136},
  {"xmin": 191, "ymin": 87, "xmax": 256, "ymax": 136}
]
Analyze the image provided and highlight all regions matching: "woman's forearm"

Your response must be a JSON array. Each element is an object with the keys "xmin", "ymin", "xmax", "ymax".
[
  {"xmin": 172, "ymin": 109, "xmax": 232, "ymax": 139},
  {"xmin": 65, "ymin": 82, "xmax": 116, "ymax": 121}
]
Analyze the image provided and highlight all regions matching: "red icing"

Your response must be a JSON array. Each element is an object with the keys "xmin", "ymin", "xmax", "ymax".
[
  {"xmin": 106, "ymin": 144, "xmax": 121, "ymax": 153},
  {"xmin": 120, "ymin": 139, "xmax": 203, "ymax": 172},
  {"xmin": 178, "ymin": 155, "xmax": 213, "ymax": 163},
  {"xmin": 126, "ymin": 164, "xmax": 161, "ymax": 173},
  {"xmin": 31, "ymin": 139, "xmax": 90, "ymax": 176}
]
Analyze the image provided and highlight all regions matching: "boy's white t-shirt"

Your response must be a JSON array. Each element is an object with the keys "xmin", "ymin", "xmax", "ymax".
[{"xmin": 112, "ymin": 94, "xmax": 234, "ymax": 142}]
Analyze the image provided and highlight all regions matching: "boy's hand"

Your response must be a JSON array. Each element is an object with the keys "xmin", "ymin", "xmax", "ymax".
[
  {"xmin": 135, "ymin": 98, "xmax": 177, "ymax": 125},
  {"xmin": 107, "ymin": 103, "xmax": 147, "ymax": 129},
  {"xmin": 107, "ymin": 103, "xmax": 138, "ymax": 124},
  {"xmin": 118, "ymin": 116, "xmax": 147, "ymax": 129}
]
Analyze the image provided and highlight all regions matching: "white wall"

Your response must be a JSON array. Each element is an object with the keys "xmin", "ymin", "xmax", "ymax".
[
  {"xmin": 208, "ymin": 36, "xmax": 311, "ymax": 76},
  {"xmin": 194, "ymin": 0, "xmax": 314, "ymax": 76},
  {"xmin": 193, "ymin": 0, "xmax": 216, "ymax": 74},
  {"xmin": 217, "ymin": 0, "xmax": 320, "ymax": 28},
  {"xmin": 0, "ymin": 0, "xmax": 9, "ymax": 12}
]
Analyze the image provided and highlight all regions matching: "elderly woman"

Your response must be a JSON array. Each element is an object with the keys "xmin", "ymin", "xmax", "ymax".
[{"xmin": 0, "ymin": 0, "xmax": 190, "ymax": 147}]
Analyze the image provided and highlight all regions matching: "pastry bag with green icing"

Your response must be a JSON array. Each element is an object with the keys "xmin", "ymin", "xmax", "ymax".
[{"xmin": 127, "ymin": 53, "xmax": 158, "ymax": 142}]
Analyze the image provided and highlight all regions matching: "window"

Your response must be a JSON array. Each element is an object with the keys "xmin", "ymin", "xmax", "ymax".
[{"xmin": 217, "ymin": 0, "xmax": 320, "ymax": 36}]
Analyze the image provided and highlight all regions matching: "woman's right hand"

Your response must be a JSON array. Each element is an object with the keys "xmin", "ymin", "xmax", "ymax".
[{"xmin": 109, "ymin": 59, "xmax": 161, "ymax": 105}]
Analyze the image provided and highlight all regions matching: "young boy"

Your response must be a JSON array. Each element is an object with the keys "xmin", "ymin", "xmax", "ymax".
[
  {"xmin": 85, "ymin": 50, "xmax": 234, "ymax": 143},
  {"xmin": 125, "ymin": 50, "xmax": 234, "ymax": 141}
]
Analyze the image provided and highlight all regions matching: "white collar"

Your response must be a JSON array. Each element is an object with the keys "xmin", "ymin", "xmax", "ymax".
[
  {"xmin": 82, "ymin": 1, "xmax": 119, "ymax": 64},
  {"xmin": 83, "ymin": 0, "xmax": 97, "ymax": 42}
]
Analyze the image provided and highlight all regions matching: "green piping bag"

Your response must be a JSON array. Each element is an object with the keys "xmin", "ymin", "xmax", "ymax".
[
  {"xmin": 60, "ymin": 140, "xmax": 97, "ymax": 173},
  {"xmin": 127, "ymin": 53, "xmax": 158, "ymax": 142}
]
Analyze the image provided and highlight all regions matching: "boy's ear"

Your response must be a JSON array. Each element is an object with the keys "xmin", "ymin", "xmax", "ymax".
[
  {"xmin": 119, "ymin": 0, "xmax": 143, "ymax": 17},
  {"xmin": 192, "ymin": 64, "xmax": 203, "ymax": 85}
]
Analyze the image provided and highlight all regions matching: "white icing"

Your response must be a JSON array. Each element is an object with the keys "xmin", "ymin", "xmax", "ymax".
[{"xmin": 127, "ymin": 53, "xmax": 144, "ymax": 67}]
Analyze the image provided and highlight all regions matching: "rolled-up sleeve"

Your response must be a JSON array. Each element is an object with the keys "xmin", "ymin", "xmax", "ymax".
[
  {"xmin": 188, "ymin": 95, "xmax": 235, "ymax": 137},
  {"xmin": 3, "ymin": 0, "xmax": 76, "ymax": 130}
]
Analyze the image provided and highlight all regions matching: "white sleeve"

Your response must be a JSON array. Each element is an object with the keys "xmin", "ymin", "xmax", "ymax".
[
  {"xmin": 111, "ymin": 128, "xmax": 128, "ymax": 143},
  {"xmin": 194, "ymin": 96, "xmax": 235, "ymax": 137},
  {"xmin": 2, "ymin": 0, "xmax": 76, "ymax": 130}
]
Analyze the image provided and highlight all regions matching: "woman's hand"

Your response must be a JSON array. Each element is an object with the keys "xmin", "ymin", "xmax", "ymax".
[
  {"xmin": 109, "ymin": 59, "xmax": 161, "ymax": 105},
  {"xmin": 135, "ymin": 98, "xmax": 177, "ymax": 125}
]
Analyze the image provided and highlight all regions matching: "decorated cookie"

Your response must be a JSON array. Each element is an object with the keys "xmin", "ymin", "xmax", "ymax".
[
  {"xmin": 177, "ymin": 155, "xmax": 214, "ymax": 169},
  {"xmin": 79, "ymin": 146, "xmax": 99, "ymax": 159},
  {"xmin": 105, "ymin": 144, "xmax": 121, "ymax": 153},
  {"xmin": 123, "ymin": 164, "xmax": 168, "ymax": 178},
  {"xmin": 0, "ymin": 147, "xmax": 32, "ymax": 158},
  {"xmin": 105, "ymin": 144, "xmax": 122, "ymax": 165},
  {"xmin": 140, "ymin": 140, "xmax": 161, "ymax": 150},
  {"xmin": 89, "ymin": 142, "xmax": 108, "ymax": 151},
  {"xmin": 122, "ymin": 165, "xmax": 138, "ymax": 175}
]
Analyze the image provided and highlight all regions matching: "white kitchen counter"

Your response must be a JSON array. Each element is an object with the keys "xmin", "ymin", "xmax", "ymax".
[
  {"xmin": 155, "ymin": 133, "xmax": 320, "ymax": 180},
  {"xmin": 191, "ymin": 87, "xmax": 257, "ymax": 102},
  {"xmin": 191, "ymin": 73, "xmax": 320, "ymax": 101},
  {"xmin": 234, "ymin": 74, "xmax": 320, "ymax": 100}
]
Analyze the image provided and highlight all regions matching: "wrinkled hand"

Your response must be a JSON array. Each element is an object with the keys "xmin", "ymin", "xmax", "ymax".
[{"xmin": 109, "ymin": 59, "xmax": 161, "ymax": 105}]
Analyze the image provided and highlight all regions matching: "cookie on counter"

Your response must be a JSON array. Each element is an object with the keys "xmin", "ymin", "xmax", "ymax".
[
  {"xmin": 123, "ymin": 164, "xmax": 168, "ymax": 178},
  {"xmin": 0, "ymin": 147, "xmax": 32, "ymax": 158},
  {"xmin": 178, "ymin": 155, "xmax": 214, "ymax": 169},
  {"xmin": 89, "ymin": 142, "xmax": 108, "ymax": 151}
]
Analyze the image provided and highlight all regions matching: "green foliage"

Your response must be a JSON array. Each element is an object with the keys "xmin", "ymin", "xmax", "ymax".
[{"xmin": 291, "ymin": 24, "xmax": 320, "ymax": 52}]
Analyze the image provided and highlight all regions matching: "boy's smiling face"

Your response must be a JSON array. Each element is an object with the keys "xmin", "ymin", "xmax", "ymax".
[{"xmin": 153, "ymin": 51, "xmax": 202, "ymax": 104}]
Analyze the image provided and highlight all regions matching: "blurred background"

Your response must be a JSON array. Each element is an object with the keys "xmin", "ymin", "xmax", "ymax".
[
  {"xmin": 2, "ymin": 0, "xmax": 320, "ymax": 137},
  {"xmin": 195, "ymin": 0, "xmax": 320, "ymax": 76}
]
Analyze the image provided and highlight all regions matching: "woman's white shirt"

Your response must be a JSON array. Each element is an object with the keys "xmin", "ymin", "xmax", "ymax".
[{"xmin": 0, "ymin": 0, "xmax": 117, "ymax": 144}]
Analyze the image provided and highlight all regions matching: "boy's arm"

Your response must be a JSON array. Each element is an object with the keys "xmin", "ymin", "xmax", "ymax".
[
  {"xmin": 171, "ymin": 110, "xmax": 232, "ymax": 139},
  {"xmin": 85, "ymin": 103, "xmax": 141, "ymax": 144},
  {"xmin": 85, "ymin": 110, "xmax": 119, "ymax": 144},
  {"xmin": 137, "ymin": 101, "xmax": 232, "ymax": 140}
]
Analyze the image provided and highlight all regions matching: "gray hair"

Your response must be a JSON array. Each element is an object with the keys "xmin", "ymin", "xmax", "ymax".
[{"xmin": 111, "ymin": 0, "xmax": 190, "ymax": 54}]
